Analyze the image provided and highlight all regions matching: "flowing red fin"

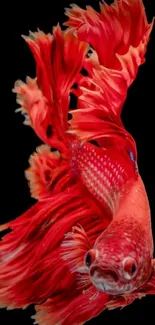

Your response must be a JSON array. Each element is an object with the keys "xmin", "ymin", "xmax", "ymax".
[
  {"xmin": 65, "ymin": 0, "xmax": 154, "ymax": 138},
  {"xmin": 25, "ymin": 144, "xmax": 73, "ymax": 200},
  {"xmin": 79, "ymin": 66, "xmax": 127, "ymax": 115},
  {"xmin": 34, "ymin": 288, "xmax": 110, "ymax": 325},
  {"xmin": 0, "ymin": 188, "xmax": 96, "ymax": 309},
  {"xmin": 22, "ymin": 31, "xmax": 53, "ymax": 103},
  {"xmin": 69, "ymin": 101, "xmax": 136, "ymax": 153},
  {"xmin": 65, "ymin": 0, "xmax": 154, "ymax": 70},
  {"xmin": 13, "ymin": 77, "xmax": 66, "ymax": 153},
  {"xmin": 23, "ymin": 25, "xmax": 89, "ymax": 109},
  {"xmin": 13, "ymin": 26, "xmax": 89, "ymax": 151},
  {"xmin": 68, "ymin": 66, "xmax": 131, "ymax": 142},
  {"xmin": 61, "ymin": 224, "xmax": 91, "ymax": 274}
]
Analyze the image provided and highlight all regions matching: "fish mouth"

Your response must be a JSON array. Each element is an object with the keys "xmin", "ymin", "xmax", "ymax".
[{"xmin": 89, "ymin": 265, "xmax": 119, "ymax": 293}]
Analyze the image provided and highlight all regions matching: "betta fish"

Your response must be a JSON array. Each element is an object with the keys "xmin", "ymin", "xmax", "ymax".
[{"xmin": 0, "ymin": 0, "xmax": 155, "ymax": 324}]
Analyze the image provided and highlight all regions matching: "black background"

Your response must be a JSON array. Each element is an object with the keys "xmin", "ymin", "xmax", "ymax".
[{"xmin": 1, "ymin": 0, "xmax": 155, "ymax": 323}]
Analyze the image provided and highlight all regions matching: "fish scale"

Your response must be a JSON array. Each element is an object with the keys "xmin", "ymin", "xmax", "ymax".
[{"xmin": 70, "ymin": 140, "xmax": 135, "ymax": 214}]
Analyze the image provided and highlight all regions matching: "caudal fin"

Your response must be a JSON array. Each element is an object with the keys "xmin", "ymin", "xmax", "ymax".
[
  {"xmin": 64, "ymin": 0, "xmax": 154, "ymax": 142},
  {"xmin": 13, "ymin": 26, "xmax": 89, "ymax": 155}
]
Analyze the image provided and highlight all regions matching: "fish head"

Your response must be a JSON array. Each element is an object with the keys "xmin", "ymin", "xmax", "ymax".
[{"xmin": 84, "ymin": 230, "xmax": 153, "ymax": 295}]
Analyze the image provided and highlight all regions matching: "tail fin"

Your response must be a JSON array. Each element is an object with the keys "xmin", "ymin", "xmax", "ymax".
[
  {"xmin": 64, "ymin": 0, "xmax": 154, "ymax": 75},
  {"xmin": 64, "ymin": 0, "xmax": 154, "ymax": 142},
  {"xmin": 13, "ymin": 26, "xmax": 89, "ymax": 154},
  {"xmin": 11, "ymin": 25, "xmax": 91, "ymax": 200}
]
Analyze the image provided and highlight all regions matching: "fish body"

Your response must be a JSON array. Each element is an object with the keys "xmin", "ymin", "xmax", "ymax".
[
  {"xmin": 63, "ymin": 138, "xmax": 154, "ymax": 294},
  {"xmin": 0, "ymin": 0, "xmax": 155, "ymax": 324}
]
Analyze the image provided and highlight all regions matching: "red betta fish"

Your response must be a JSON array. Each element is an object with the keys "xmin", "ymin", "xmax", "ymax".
[{"xmin": 0, "ymin": 0, "xmax": 155, "ymax": 324}]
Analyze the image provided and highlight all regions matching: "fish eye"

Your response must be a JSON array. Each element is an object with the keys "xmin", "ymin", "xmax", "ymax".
[
  {"xmin": 84, "ymin": 249, "xmax": 96, "ymax": 269},
  {"xmin": 123, "ymin": 257, "xmax": 137, "ymax": 280}
]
